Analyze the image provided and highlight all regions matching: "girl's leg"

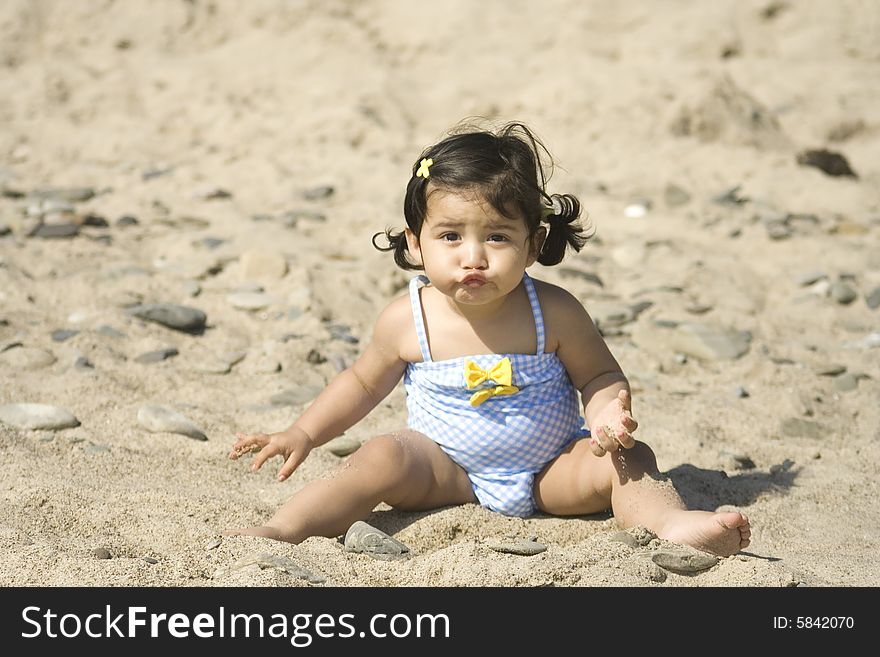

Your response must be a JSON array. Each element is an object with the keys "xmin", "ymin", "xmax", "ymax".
[
  {"xmin": 227, "ymin": 430, "xmax": 477, "ymax": 543},
  {"xmin": 533, "ymin": 438, "xmax": 750, "ymax": 557}
]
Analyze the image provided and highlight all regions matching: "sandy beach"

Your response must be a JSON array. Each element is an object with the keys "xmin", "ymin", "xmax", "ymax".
[{"xmin": 1, "ymin": 0, "xmax": 879, "ymax": 589}]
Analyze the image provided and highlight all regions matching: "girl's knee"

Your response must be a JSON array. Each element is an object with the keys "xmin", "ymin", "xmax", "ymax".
[{"xmin": 351, "ymin": 433, "xmax": 412, "ymax": 471}]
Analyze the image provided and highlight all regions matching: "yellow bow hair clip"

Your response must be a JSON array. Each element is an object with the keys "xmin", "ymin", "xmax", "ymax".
[
  {"xmin": 416, "ymin": 158, "xmax": 433, "ymax": 179},
  {"xmin": 464, "ymin": 357, "xmax": 520, "ymax": 407}
]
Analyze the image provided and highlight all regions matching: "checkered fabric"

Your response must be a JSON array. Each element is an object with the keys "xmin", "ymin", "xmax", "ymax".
[{"xmin": 403, "ymin": 273, "xmax": 589, "ymax": 517}]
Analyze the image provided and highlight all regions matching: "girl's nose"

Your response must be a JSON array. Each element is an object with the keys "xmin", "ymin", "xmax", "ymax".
[{"xmin": 461, "ymin": 241, "xmax": 487, "ymax": 269}]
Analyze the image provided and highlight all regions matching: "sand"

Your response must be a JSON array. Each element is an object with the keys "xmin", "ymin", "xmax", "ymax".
[{"xmin": 1, "ymin": 0, "xmax": 879, "ymax": 589}]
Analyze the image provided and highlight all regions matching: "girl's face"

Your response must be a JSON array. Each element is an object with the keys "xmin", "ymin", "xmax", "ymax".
[{"xmin": 405, "ymin": 188, "xmax": 544, "ymax": 308}]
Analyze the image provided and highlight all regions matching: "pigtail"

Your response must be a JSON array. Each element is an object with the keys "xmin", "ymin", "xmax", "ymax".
[
  {"xmin": 538, "ymin": 193, "xmax": 593, "ymax": 266},
  {"xmin": 372, "ymin": 228, "xmax": 423, "ymax": 271}
]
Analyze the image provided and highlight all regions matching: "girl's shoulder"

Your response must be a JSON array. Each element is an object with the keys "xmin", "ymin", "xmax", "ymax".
[
  {"xmin": 372, "ymin": 290, "xmax": 422, "ymax": 363},
  {"xmin": 530, "ymin": 276, "xmax": 586, "ymax": 318}
]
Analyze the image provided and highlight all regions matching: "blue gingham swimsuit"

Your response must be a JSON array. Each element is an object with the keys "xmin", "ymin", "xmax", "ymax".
[{"xmin": 403, "ymin": 273, "xmax": 590, "ymax": 517}]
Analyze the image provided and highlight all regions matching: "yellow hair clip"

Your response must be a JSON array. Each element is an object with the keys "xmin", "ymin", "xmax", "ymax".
[{"xmin": 416, "ymin": 158, "xmax": 433, "ymax": 179}]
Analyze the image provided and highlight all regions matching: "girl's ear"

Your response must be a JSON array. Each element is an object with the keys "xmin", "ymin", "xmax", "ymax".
[
  {"xmin": 405, "ymin": 228, "xmax": 423, "ymax": 265},
  {"xmin": 527, "ymin": 227, "xmax": 547, "ymax": 266}
]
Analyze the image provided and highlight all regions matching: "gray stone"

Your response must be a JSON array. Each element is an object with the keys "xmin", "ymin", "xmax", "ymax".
[
  {"xmin": 795, "ymin": 270, "xmax": 827, "ymax": 286},
  {"xmin": 270, "ymin": 387, "xmax": 322, "ymax": 407},
  {"xmin": 833, "ymin": 373, "xmax": 859, "ymax": 392},
  {"xmin": 134, "ymin": 347, "xmax": 179, "ymax": 363},
  {"xmin": 127, "ymin": 304, "xmax": 207, "ymax": 334},
  {"xmin": 830, "ymin": 282, "xmax": 858, "ymax": 305},
  {"xmin": 51, "ymin": 329, "xmax": 79, "ymax": 342},
  {"xmin": 0, "ymin": 346, "xmax": 57, "ymax": 369},
  {"xmin": 214, "ymin": 552, "xmax": 325, "ymax": 583},
  {"xmin": 30, "ymin": 187, "xmax": 95, "ymax": 203},
  {"xmin": 814, "ymin": 363, "xmax": 846, "ymax": 376},
  {"xmin": 633, "ymin": 322, "xmax": 751, "ymax": 361},
  {"xmin": 323, "ymin": 435, "xmax": 361, "ymax": 457},
  {"xmin": 486, "ymin": 536, "xmax": 548, "ymax": 556},
  {"xmin": 0, "ymin": 403, "xmax": 80, "ymax": 430},
  {"xmin": 664, "ymin": 183, "xmax": 691, "ymax": 207},
  {"xmin": 652, "ymin": 550, "xmax": 719, "ymax": 574},
  {"xmin": 558, "ymin": 267, "xmax": 604, "ymax": 288},
  {"xmin": 137, "ymin": 404, "xmax": 207, "ymax": 441},
  {"xmin": 31, "ymin": 223, "xmax": 80, "ymax": 239},
  {"xmin": 302, "ymin": 185, "xmax": 334, "ymax": 200},
  {"xmin": 93, "ymin": 547, "xmax": 112, "ymax": 559},
  {"xmin": 866, "ymin": 287, "xmax": 880, "ymax": 310},
  {"xmin": 781, "ymin": 417, "xmax": 825, "ymax": 440},
  {"xmin": 74, "ymin": 356, "xmax": 94, "ymax": 370},
  {"xmin": 227, "ymin": 292, "xmax": 275, "ymax": 311},
  {"xmin": 344, "ymin": 521, "xmax": 410, "ymax": 560}
]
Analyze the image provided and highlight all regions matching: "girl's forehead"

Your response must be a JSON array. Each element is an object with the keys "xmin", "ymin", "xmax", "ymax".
[{"xmin": 425, "ymin": 188, "xmax": 522, "ymax": 225}]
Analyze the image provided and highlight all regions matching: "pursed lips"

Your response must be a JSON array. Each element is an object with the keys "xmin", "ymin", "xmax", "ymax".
[{"xmin": 461, "ymin": 273, "xmax": 487, "ymax": 287}]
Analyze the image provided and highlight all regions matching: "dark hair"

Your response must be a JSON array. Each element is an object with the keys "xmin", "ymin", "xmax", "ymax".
[{"xmin": 372, "ymin": 120, "xmax": 592, "ymax": 270}]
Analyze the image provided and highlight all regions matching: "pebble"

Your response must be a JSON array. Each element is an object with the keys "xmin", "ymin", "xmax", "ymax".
[
  {"xmin": 97, "ymin": 325, "xmax": 125, "ymax": 338},
  {"xmin": 664, "ymin": 183, "xmax": 691, "ymax": 207},
  {"xmin": 143, "ymin": 557, "xmax": 159, "ymax": 564},
  {"xmin": 0, "ymin": 403, "xmax": 81, "ymax": 430},
  {"xmin": 84, "ymin": 442, "xmax": 111, "ymax": 454},
  {"xmin": 780, "ymin": 417, "xmax": 825, "ymax": 440},
  {"xmin": 227, "ymin": 292, "xmax": 275, "ymax": 311},
  {"xmin": 796, "ymin": 148, "xmax": 857, "ymax": 178},
  {"xmin": 652, "ymin": 550, "xmax": 719, "ymax": 574},
  {"xmin": 833, "ymin": 373, "xmax": 859, "ymax": 392},
  {"xmin": 269, "ymin": 387, "xmax": 322, "ymax": 407},
  {"xmin": 765, "ymin": 220, "xmax": 792, "ymax": 240},
  {"xmin": 813, "ymin": 363, "xmax": 846, "ymax": 376},
  {"xmin": 205, "ymin": 538, "xmax": 222, "ymax": 550},
  {"xmin": 74, "ymin": 356, "xmax": 94, "ymax": 370},
  {"xmin": 134, "ymin": 347, "xmax": 179, "ymax": 363},
  {"xmin": 214, "ymin": 552, "xmax": 325, "ymax": 583},
  {"xmin": 93, "ymin": 547, "xmax": 112, "ymax": 559},
  {"xmin": 486, "ymin": 536, "xmax": 548, "ymax": 556},
  {"xmin": 795, "ymin": 270, "xmax": 827, "ymax": 286},
  {"xmin": 116, "ymin": 215, "xmax": 139, "ymax": 227},
  {"xmin": 866, "ymin": 287, "xmax": 880, "ymax": 310},
  {"xmin": 30, "ymin": 187, "xmax": 95, "ymax": 203},
  {"xmin": 51, "ymin": 329, "xmax": 79, "ymax": 342},
  {"xmin": 0, "ymin": 346, "xmax": 57, "ymax": 369},
  {"xmin": 633, "ymin": 321, "xmax": 751, "ymax": 361},
  {"xmin": 127, "ymin": 304, "xmax": 207, "ymax": 334},
  {"xmin": 136, "ymin": 404, "xmax": 207, "ymax": 441},
  {"xmin": 31, "ymin": 223, "xmax": 80, "ymax": 239},
  {"xmin": 302, "ymin": 185, "xmax": 334, "ymax": 200},
  {"xmin": 830, "ymin": 281, "xmax": 857, "ymax": 305},
  {"xmin": 181, "ymin": 280, "xmax": 201, "ymax": 297},
  {"xmin": 328, "ymin": 324, "xmax": 359, "ymax": 344},
  {"xmin": 344, "ymin": 521, "xmax": 410, "ymax": 560},
  {"xmin": 306, "ymin": 348, "xmax": 327, "ymax": 364},
  {"xmin": 558, "ymin": 267, "xmax": 604, "ymax": 288},
  {"xmin": 734, "ymin": 385, "xmax": 749, "ymax": 398},
  {"xmin": 323, "ymin": 435, "xmax": 361, "ymax": 457}
]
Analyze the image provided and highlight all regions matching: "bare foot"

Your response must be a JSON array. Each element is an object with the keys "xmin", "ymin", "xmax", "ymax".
[{"xmin": 657, "ymin": 510, "xmax": 751, "ymax": 557}]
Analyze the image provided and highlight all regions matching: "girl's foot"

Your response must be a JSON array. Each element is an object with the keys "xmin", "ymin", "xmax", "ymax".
[{"xmin": 657, "ymin": 510, "xmax": 751, "ymax": 557}]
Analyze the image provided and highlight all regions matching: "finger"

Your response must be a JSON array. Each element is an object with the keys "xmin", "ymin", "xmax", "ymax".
[
  {"xmin": 588, "ymin": 437, "xmax": 607, "ymax": 457},
  {"xmin": 597, "ymin": 426, "xmax": 619, "ymax": 453},
  {"xmin": 277, "ymin": 451, "xmax": 306, "ymax": 481},
  {"xmin": 616, "ymin": 426, "xmax": 636, "ymax": 450},
  {"xmin": 250, "ymin": 444, "xmax": 279, "ymax": 472},
  {"xmin": 621, "ymin": 412, "xmax": 639, "ymax": 433},
  {"xmin": 618, "ymin": 388, "xmax": 632, "ymax": 411}
]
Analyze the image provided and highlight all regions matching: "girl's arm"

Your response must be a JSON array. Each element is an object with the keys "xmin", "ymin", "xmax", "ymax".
[
  {"xmin": 230, "ymin": 295, "xmax": 411, "ymax": 480},
  {"xmin": 541, "ymin": 282, "xmax": 638, "ymax": 454},
  {"xmin": 292, "ymin": 297, "xmax": 410, "ymax": 446}
]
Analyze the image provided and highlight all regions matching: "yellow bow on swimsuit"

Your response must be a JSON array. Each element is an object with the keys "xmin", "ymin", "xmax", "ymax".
[{"xmin": 464, "ymin": 357, "xmax": 520, "ymax": 407}]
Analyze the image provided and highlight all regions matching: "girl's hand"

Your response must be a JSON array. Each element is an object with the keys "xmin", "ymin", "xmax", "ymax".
[
  {"xmin": 229, "ymin": 427, "xmax": 314, "ymax": 481},
  {"xmin": 588, "ymin": 389, "xmax": 638, "ymax": 457}
]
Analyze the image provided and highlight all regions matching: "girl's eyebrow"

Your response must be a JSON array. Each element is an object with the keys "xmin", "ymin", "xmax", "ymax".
[{"xmin": 430, "ymin": 218, "xmax": 515, "ymax": 230}]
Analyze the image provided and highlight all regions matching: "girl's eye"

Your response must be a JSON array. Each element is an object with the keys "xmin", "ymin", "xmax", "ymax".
[
  {"xmin": 488, "ymin": 234, "xmax": 509, "ymax": 242},
  {"xmin": 440, "ymin": 233, "xmax": 460, "ymax": 242}
]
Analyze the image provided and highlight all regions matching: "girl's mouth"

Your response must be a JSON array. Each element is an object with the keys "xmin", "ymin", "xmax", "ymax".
[{"xmin": 461, "ymin": 274, "xmax": 487, "ymax": 288}]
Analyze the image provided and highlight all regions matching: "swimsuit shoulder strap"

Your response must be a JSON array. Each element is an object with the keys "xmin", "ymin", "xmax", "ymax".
[
  {"xmin": 522, "ymin": 272, "xmax": 546, "ymax": 355},
  {"xmin": 407, "ymin": 275, "xmax": 433, "ymax": 362}
]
